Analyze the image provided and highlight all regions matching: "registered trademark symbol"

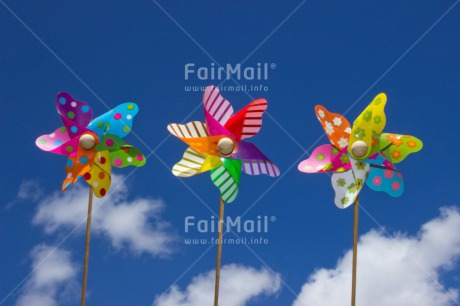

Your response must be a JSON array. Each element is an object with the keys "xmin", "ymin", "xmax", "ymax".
[
  {"xmin": 270, "ymin": 216, "xmax": 276, "ymax": 222},
  {"xmin": 270, "ymin": 63, "xmax": 276, "ymax": 69}
]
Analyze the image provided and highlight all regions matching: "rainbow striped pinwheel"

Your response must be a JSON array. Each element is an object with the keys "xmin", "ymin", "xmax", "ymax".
[
  {"xmin": 36, "ymin": 92, "xmax": 146, "ymax": 198},
  {"xmin": 168, "ymin": 85, "xmax": 280, "ymax": 203},
  {"xmin": 298, "ymin": 93, "xmax": 423, "ymax": 208}
]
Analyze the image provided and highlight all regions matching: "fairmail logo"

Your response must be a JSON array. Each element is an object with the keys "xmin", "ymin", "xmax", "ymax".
[
  {"xmin": 184, "ymin": 63, "xmax": 276, "ymax": 81},
  {"xmin": 184, "ymin": 215, "xmax": 276, "ymax": 233}
]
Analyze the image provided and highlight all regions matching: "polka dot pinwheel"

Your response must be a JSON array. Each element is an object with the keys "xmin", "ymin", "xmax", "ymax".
[
  {"xmin": 298, "ymin": 93, "xmax": 423, "ymax": 306},
  {"xmin": 168, "ymin": 85, "xmax": 280, "ymax": 203},
  {"xmin": 36, "ymin": 92, "xmax": 146, "ymax": 198},
  {"xmin": 168, "ymin": 85, "xmax": 279, "ymax": 306},
  {"xmin": 35, "ymin": 92, "xmax": 146, "ymax": 306}
]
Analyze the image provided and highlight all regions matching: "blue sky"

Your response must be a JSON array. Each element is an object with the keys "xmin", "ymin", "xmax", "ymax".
[{"xmin": 1, "ymin": 1, "xmax": 460, "ymax": 306}]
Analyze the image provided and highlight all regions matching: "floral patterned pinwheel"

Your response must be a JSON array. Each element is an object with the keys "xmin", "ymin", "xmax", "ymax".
[
  {"xmin": 36, "ymin": 92, "xmax": 146, "ymax": 197},
  {"xmin": 168, "ymin": 85, "xmax": 280, "ymax": 203},
  {"xmin": 298, "ymin": 93, "xmax": 423, "ymax": 208}
]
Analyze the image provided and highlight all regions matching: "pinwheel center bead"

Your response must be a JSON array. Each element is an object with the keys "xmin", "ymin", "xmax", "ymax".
[
  {"xmin": 79, "ymin": 134, "xmax": 96, "ymax": 150},
  {"xmin": 351, "ymin": 140, "xmax": 368, "ymax": 158},
  {"xmin": 217, "ymin": 137, "xmax": 235, "ymax": 156}
]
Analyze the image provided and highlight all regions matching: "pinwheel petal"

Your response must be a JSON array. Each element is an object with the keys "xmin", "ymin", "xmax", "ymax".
[
  {"xmin": 56, "ymin": 92, "xmax": 93, "ymax": 128},
  {"xmin": 167, "ymin": 122, "xmax": 234, "ymax": 156},
  {"xmin": 331, "ymin": 156, "xmax": 370, "ymax": 209},
  {"xmin": 367, "ymin": 166, "xmax": 404, "ymax": 197},
  {"xmin": 229, "ymin": 141, "xmax": 279, "ymax": 176},
  {"xmin": 224, "ymin": 99, "xmax": 267, "ymax": 141},
  {"xmin": 241, "ymin": 160, "xmax": 280, "ymax": 177},
  {"xmin": 379, "ymin": 134, "xmax": 423, "ymax": 164},
  {"xmin": 315, "ymin": 105, "xmax": 351, "ymax": 149},
  {"xmin": 331, "ymin": 171, "xmax": 359, "ymax": 209},
  {"xmin": 36, "ymin": 126, "xmax": 71, "ymax": 154},
  {"xmin": 84, "ymin": 151, "xmax": 111, "ymax": 198},
  {"xmin": 60, "ymin": 116, "xmax": 90, "ymax": 139},
  {"xmin": 96, "ymin": 134, "xmax": 145, "ymax": 167},
  {"xmin": 211, "ymin": 158, "xmax": 241, "ymax": 203},
  {"xmin": 298, "ymin": 144, "xmax": 351, "ymax": 173},
  {"xmin": 350, "ymin": 156, "xmax": 370, "ymax": 189},
  {"xmin": 172, "ymin": 148, "xmax": 222, "ymax": 177},
  {"xmin": 62, "ymin": 140, "xmax": 98, "ymax": 190},
  {"xmin": 364, "ymin": 152, "xmax": 395, "ymax": 170},
  {"xmin": 232, "ymin": 141, "xmax": 269, "ymax": 160},
  {"xmin": 168, "ymin": 121, "xmax": 209, "ymax": 138},
  {"xmin": 88, "ymin": 103, "xmax": 139, "ymax": 139},
  {"xmin": 203, "ymin": 85, "xmax": 234, "ymax": 126},
  {"xmin": 204, "ymin": 110, "xmax": 233, "ymax": 137},
  {"xmin": 109, "ymin": 146, "xmax": 146, "ymax": 168},
  {"xmin": 43, "ymin": 137, "xmax": 80, "ymax": 156},
  {"xmin": 62, "ymin": 155, "xmax": 78, "ymax": 190},
  {"xmin": 349, "ymin": 93, "xmax": 387, "ymax": 159}
]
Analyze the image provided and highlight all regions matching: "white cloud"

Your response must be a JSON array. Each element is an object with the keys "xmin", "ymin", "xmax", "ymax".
[
  {"xmin": 293, "ymin": 207, "xmax": 460, "ymax": 306},
  {"xmin": 17, "ymin": 180, "xmax": 44, "ymax": 201},
  {"xmin": 15, "ymin": 244, "xmax": 78, "ymax": 306},
  {"xmin": 32, "ymin": 175, "xmax": 176, "ymax": 256},
  {"xmin": 153, "ymin": 264, "xmax": 281, "ymax": 306},
  {"xmin": 5, "ymin": 180, "xmax": 44, "ymax": 209}
]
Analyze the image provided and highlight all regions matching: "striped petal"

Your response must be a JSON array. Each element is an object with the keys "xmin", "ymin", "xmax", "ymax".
[
  {"xmin": 224, "ymin": 99, "xmax": 268, "ymax": 141},
  {"xmin": 315, "ymin": 105, "xmax": 351, "ymax": 149},
  {"xmin": 211, "ymin": 158, "xmax": 241, "ymax": 203},
  {"xmin": 172, "ymin": 148, "xmax": 221, "ymax": 177},
  {"xmin": 84, "ymin": 151, "xmax": 112, "ymax": 198},
  {"xmin": 349, "ymin": 93, "xmax": 387, "ymax": 159},
  {"xmin": 203, "ymin": 85, "xmax": 234, "ymax": 126},
  {"xmin": 230, "ymin": 141, "xmax": 279, "ymax": 177},
  {"xmin": 167, "ymin": 121, "xmax": 209, "ymax": 138},
  {"xmin": 232, "ymin": 141, "xmax": 269, "ymax": 160},
  {"xmin": 205, "ymin": 110, "xmax": 233, "ymax": 137},
  {"xmin": 167, "ymin": 122, "xmax": 234, "ymax": 156},
  {"xmin": 241, "ymin": 160, "xmax": 280, "ymax": 177}
]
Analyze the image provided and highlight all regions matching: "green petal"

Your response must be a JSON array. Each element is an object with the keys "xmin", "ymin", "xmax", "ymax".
[{"xmin": 210, "ymin": 158, "xmax": 242, "ymax": 203}]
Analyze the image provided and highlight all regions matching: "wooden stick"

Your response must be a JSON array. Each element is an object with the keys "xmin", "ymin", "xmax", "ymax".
[
  {"xmin": 351, "ymin": 196, "xmax": 359, "ymax": 306},
  {"xmin": 80, "ymin": 187, "xmax": 94, "ymax": 306},
  {"xmin": 214, "ymin": 197, "xmax": 225, "ymax": 306}
]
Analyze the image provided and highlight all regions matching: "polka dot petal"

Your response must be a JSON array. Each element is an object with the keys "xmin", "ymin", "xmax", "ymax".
[
  {"xmin": 87, "ymin": 102, "xmax": 139, "ymax": 139},
  {"xmin": 84, "ymin": 150, "xmax": 111, "ymax": 198},
  {"xmin": 56, "ymin": 92, "xmax": 93, "ymax": 127}
]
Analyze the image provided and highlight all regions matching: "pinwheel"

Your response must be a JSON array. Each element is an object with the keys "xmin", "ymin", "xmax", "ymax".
[
  {"xmin": 298, "ymin": 93, "xmax": 422, "ymax": 306},
  {"xmin": 36, "ymin": 92, "xmax": 145, "ymax": 306},
  {"xmin": 168, "ymin": 85, "xmax": 279, "ymax": 306}
]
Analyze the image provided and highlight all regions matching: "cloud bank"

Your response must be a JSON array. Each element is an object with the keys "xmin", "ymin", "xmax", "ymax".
[
  {"xmin": 15, "ymin": 245, "xmax": 78, "ymax": 306},
  {"xmin": 32, "ymin": 175, "xmax": 176, "ymax": 256},
  {"xmin": 154, "ymin": 264, "xmax": 281, "ymax": 306},
  {"xmin": 293, "ymin": 207, "xmax": 460, "ymax": 306}
]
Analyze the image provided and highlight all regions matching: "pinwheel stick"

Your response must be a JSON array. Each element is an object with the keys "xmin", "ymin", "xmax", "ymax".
[
  {"xmin": 80, "ymin": 187, "xmax": 94, "ymax": 306},
  {"xmin": 351, "ymin": 196, "xmax": 359, "ymax": 306},
  {"xmin": 214, "ymin": 197, "xmax": 225, "ymax": 306}
]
